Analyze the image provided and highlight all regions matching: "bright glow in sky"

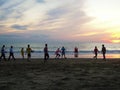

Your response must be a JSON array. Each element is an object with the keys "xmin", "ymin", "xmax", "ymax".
[{"xmin": 0, "ymin": 0, "xmax": 120, "ymax": 43}]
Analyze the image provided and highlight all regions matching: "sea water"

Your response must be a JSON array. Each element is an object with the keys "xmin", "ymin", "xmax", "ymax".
[{"xmin": 0, "ymin": 42, "xmax": 120, "ymax": 59}]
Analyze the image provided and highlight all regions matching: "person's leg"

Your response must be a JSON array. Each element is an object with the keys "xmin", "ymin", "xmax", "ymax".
[
  {"xmin": 103, "ymin": 54, "xmax": 105, "ymax": 59},
  {"xmin": 27, "ymin": 54, "xmax": 30, "ymax": 61},
  {"xmin": 44, "ymin": 53, "xmax": 47, "ymax": 63},
  {"xmin": 8, "ymin": 54, "xmax": 11, "ymax": 60},
  {"xmin": 12, "ymin": 53, "xmax": 15, "ymax": 60},
  {"xmin": 95, "ymin": 53, "xmax": 97, "ymax": 59},
  {"xmin": 47, "ymin": 53, "xmax": 49, "ymax": 60},
  {"xmin": 58, "ymin": 54, "xmax": 60, "ymax": 58},
  {"xmin": 22, "ymin": 54, "xmax": 24, "ymax": 59},
  {"xmin": 44, "ymin": 54, "xmax": 46, "ymax": 60},
  {"xmin": 3, "ymin": 54, "xmax": 6, "ymax": 61},
  {"xmin": 103, "ymin": 54, "xmax": 106, "ymax": 60},
  {"xmin": 64, "ymin": 53, "xmax": 66, "ymax": 59}
]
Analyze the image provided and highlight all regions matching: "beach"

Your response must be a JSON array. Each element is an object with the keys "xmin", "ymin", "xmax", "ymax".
[
  {"xmin": 0, "ymin": 58, "xmax": 120, "ymax": 90},
  {"xmin": 1, "ymin": 0, "xmax": 120, "ymax": 90}
]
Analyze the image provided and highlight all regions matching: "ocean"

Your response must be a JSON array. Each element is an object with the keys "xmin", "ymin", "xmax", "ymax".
[{"xmin": 0, "ymin": 42, "xmax": 120, "ymax": 59}]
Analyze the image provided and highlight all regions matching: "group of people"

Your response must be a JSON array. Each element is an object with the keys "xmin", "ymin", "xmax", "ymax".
[
  {"xmin": 55, "ymin": 46, "xmax": 67, "ymax": 59},
  {"xmin": 22, "ymin": 44, "xmax": 67, "ymax": 62},
  {"xmin": 0, "ymin": 45, "xmax": 16, "ymax": 61},
  {"xmin": 93, "ymin": 44, "xmax": 106, "ymax": 60},
  {"xmin": 0, "ymin": 44, "xmax": 67, "ymax": 62},
  {"xmin": 0, "ymin": 44, "xmax": 107, "ymax": 62},
  {"xmin": 0, "ymin": 44, "xmax": 33, "ymax": 61},
  {"xmin": 44, "ymin": 44, "xmax": 68, "ymax": 62}
]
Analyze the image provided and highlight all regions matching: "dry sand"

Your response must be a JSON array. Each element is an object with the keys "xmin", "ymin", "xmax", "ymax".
[{"xmin": 0, "ymin": 58, "xmax": 120, "ymax": 90}]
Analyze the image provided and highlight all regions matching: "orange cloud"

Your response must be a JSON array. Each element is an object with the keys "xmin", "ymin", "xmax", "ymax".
[
  {"xmin": 111, "ymin": 40, "xmax": 120, "ymax": 43},
  {"xmin": 73, "ymin": 32, "xmax": 98, "ymax": 37},
  {"xmin": 110, "ymin": 32, "xmax": 120, "ymax": 43}
]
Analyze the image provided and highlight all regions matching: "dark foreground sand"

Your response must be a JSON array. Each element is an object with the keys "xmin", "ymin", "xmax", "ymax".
[{"xmin": 0, "ymin": 58, "xmax": 120, "ymax": 90}]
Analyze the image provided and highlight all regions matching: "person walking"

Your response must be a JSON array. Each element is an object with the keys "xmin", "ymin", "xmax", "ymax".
[
  {"xmin": 21, "ymin": 48, "xmax": 24, "ymax": 59},
  {"xmin": 55, "ymin": 48, "xmax": 61, "ymax": 59},
  {"xmin": 44, "ymin": 44, "xmax": 49, "ymax": 62},
  {"xmin": 0, "ymin": 45, "xmax": 6, "ymax": 61},
  {"xmin": 93, "ymin": 46, "xmax": 99, "ymax": 59},
  {"xmin": 26, "ymin": 44, "xmax": 33, "ymax": 61},
  {"xmin": 8, "ymin": 46, "xmax": 16, "ymax": 60},
  {"xmin": 101, "ymin": 44, "xmax": 106, "ymax": 60},
  {"xmin": 61, "ymin": 46, "xmax": 66, "ymax": 59},
  {"xmin": 74, "ymin": 47, "xmax": 78, "ymax": 58}
]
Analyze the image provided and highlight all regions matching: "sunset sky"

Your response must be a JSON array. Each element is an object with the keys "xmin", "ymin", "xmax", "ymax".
[{"xmin": 0, "ymin": 0, "xmax": 120, "ymax": 43}]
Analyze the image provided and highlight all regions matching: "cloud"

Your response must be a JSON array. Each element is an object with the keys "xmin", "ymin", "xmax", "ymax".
[
  {"xmin": 11, "ymin": 24, "xmax": 28, "ymax": 30},
  {"xmin": 0, "ymin": 0, "xmax": 9, "ymax": 6},
  {"xmin": 36, "ymin": 0, "xmax": 93, "ymax": 31},
  {"xmin": 0, "ymin": 0, "xmax": 97, "ymax": 42},
  {"xmin": 0, "ymin": 33, "xmax": 51, "ymax": 43},
  {"xmin": 0, "ymin": 25, "xmax": 5, "ymax": 28},
  {"xmin": 36, "ymin": 0, "xmax": 45, "ymax": 3},
  {"xmin": 47, "ymin": 7, "xmax": 68, "ymax": 19}
]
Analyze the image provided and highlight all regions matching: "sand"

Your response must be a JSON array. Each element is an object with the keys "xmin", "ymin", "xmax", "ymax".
[{"xmin": 0, "ymin": 58, "xmax": 120, "ymax": 90}]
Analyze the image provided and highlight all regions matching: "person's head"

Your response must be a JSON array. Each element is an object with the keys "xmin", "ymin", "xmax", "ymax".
[
  {"xmin": 28, "ymin": 44, "xmax": 30, "ymax": 48},
  {"xmin": 102, "ymin": 44, "xmax": 104, "ymax": 47},
  {"xmin": 95, "ymin": 46, "xmax": 97, "ymax": 49},
  {"xmin": 11, "ymin": 46, "xmax": 13, "ymax": 48},
  {"xmin": 45, "ymin": 44, "xmax": 47, "ymax": 47},
  {"xmin": 3, "ymin": 45, "xmax": 5, "ymax": 47}
]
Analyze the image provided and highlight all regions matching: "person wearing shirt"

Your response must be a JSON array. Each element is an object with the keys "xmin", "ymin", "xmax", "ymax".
[
  {"xmin": 0, "ymin": 45, "xmax": 6, "ymax": 61},
  {"xmin": 101, "ymin": 44, "xmax": 106, "ymax": 60},
  {"xmin": 61, "ymin": 46, "xmax": 66, "ymax": 59},
  {"xmin": 21, "ymin": 48, "xmax": 24, "ymax": 59},
  {"xmin": 8, "ymin": 46, "xmax": 15, "ymax": 60},
  {"xmin": 26, "ymin": 44, "xmax": 33, "ymax": 61},
  {"xmin": 55, "ymin": 48, "xmax": 61, "ymax": 59},
  {"xmin": 93, "ymin": 46, "xmax": 99, "ymax": 59},
  {"xmin": 44, "ymin": 44, "xmax": 49, "ymax": 62}
]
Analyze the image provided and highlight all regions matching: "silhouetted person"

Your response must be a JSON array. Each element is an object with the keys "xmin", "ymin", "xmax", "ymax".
[
  {"xmin": 26, "ymin": 44, "xmax": 32, "ymax": 61},
  {"xmin": 101, "ymin": 44, "xmax": 106, "ymax": 60},
  {"xmin": 74, "ymin": 47, "xmax": 78, "ymax": 58},
  {"xmin": 8, "ymin": 46, "xmax": 16, "ymax": 60},
  {"xmin": 93, "ymin": 46, "xmax": 99, "ymax": 59},
  {"xmin": 61, "ymin": 46, "xmax": 66, "ymax": 59},
  {"xmin": 44, "ymin": 44, "xmax": 49, "ymax": 62},
  {"xmin": 21, "ymin": 48, "xmax": 24, "ymax": 59},
  {"xmin": 0, "ymin": 45, "xmax": 6, "ymax": 61},
  {"xmin": 55, "ymin": 48, "xmax": 61, "ymax": 59}
]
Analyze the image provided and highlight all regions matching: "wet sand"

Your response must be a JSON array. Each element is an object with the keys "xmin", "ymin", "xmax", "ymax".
[{"xmin": 0, "ymin": 58, "xmax": 120, "ymax": 90}]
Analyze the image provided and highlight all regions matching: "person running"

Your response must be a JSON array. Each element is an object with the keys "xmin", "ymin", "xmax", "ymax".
[
  {"xmin": 26, "ymin": 44, "xmax": 33, "ymax": 61},
  {"xmin": 0, "ymin": 45, "xmax": 6, "ymax": 61},
  {"xmin": 101, "ymin": 44, "xmax": 106, "ymax": 60},
  {"xmin": 21, "ymin": 48, "xmax": 24, "ymax": 59},
  {"xmin": 55, "ymin": 48, "xmax": 61, "ymax": 59},
  {"xmin": 61, "ymin": 46, "xmax": 66, "ymax": 59},
  {"xmin": 8, "ymin": 46, "xmax": 16, "ymax": 60},
  {"xmin": 93, "ymin": 46, "xmax": 99, "ymax": 59},
  {"xmin": 44, "ymin": 44, "xmax": 49, "ymax": 62},
  {"xmin": 74, "ymin": 47, "xmax": 78, "ymax": 58}
]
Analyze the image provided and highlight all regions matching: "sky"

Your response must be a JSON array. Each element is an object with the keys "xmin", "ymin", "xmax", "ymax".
[{"xmin": 0, "ymin": 0, "xmax": 120, "ymax": 43}]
